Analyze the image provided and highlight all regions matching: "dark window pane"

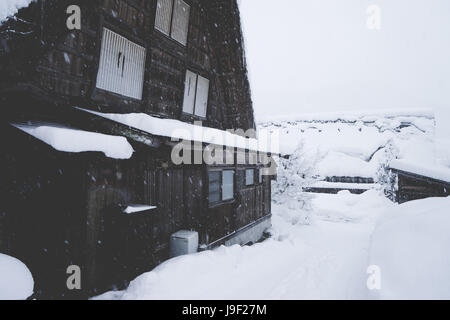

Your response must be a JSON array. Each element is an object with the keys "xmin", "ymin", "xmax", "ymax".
[
  {"xmin": 208, "ymin": 171, "xmax": 221, "ymax": 203},
  {"xmin": 245, "ymin": 169, "xmax": 254, "ymax": 186}
]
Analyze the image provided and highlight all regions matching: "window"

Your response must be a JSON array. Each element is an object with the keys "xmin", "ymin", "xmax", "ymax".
[
  {"xmin": 208, "ymin": 171, "xmax": 221, "ymax": 204},
  {"xmin": 208, "ymin": 170, "xmax": 235, "ymax": 204},
  {"xmin": 259, "ymin": 168, "xmax": 263, "ymax": 184},
  {"xmin": 96, "ymin": 28, "xmax": 146, "ymax": 100},
  {"xmin": 182, "ymin": 70, "xmax": 209, "ymax": 118},
  {"xmin": 222, "ymin": 170, "xmax": 235, "ymax": 201},
  {"xmin": 245, "ymin": 169, "xmax": 255, "ymax": 186},
  {"xmin": 155, "ymin": 0, "xmax": 190, "ymax": 46}
]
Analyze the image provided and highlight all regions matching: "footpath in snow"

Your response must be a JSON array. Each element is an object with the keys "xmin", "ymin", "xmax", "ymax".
[{"xmin": 95, "ymin": 190, "xmax": 450, "ymax": 300}]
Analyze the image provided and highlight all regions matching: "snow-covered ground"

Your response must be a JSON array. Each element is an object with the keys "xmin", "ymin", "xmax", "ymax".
[{"xmin": 95, "ymin": 191, "xmax": 450, "ymax": 300}]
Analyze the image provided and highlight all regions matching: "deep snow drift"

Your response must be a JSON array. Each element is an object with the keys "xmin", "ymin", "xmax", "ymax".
[
  {"xmin": 95, "ymin": 191, "xmax": 450, "ymax": 300},
  {"xmin": 0, "ymin": 253, "xmax": 34, "ymax": 300},
  {"xmin": 370, "ymin": 196, "xmax": 450, "ymax": 299}
]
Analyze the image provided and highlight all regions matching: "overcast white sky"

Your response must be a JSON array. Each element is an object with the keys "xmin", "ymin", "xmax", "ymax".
[{"xmin": 239, "ymin": 0, "xmax": 450, "ymax": 137}]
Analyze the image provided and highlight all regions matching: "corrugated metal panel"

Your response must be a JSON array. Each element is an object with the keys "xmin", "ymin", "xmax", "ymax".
[
  {"xmin": 182, "ymin": 70, "xmax": 197, "ymax": 114},
  {"xmin": 194, "ymin": 75, "xmax": 209, "ymax": 118},
  {"xmin": 155, "ymin": 0, "xmax": 173, "ymax": 36},
  {"xmin": 96, "ymin": 28, "xmax": 146, "ymax": 100},
  {"xmin": 171, "ymin": 0, "xmax": 190, "ymax": 46}
]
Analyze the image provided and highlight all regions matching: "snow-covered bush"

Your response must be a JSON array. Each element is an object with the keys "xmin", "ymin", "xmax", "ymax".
[
  {"xmin": 272, "ymin": 141, "xmax": 317, "ymax": 225},
  {"xmin": 372, "ymin": 140, "xmax": 400, "ymax": 201}
]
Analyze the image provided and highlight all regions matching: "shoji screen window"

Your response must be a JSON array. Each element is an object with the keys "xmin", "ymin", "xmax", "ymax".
[
  {"xmin": 182, "ymin": 70, "xmax": 209, "ymax": 118},
  {"xmin": 96, "ymin": 28, "xmax": 146, "ymax": 100},
  {"xmin": 155, "ymin": 0, "xmax": 190, "ymax": 46}
]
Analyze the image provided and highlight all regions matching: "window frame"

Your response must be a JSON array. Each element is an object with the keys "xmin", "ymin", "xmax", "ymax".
[
  {"xmin": 95, "ymin": 27, "xmax": 147, "ymax": 100},
  {"xmin": 154, "ymin": 0, "xmax": 191, "ymax": 46},
  {"xmin": 245, "ymin": 168, "xmax": 255, "ymax": 186},
  {"xmin": 182, "ymin": 70, "xmax": 210, "ymax": 119},
  {"xmin": 208, "ymin": 169, "xmax": 235, "ymax": 206}
]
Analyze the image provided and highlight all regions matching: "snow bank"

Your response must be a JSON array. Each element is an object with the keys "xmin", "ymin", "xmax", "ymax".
[
  {"xmin": 369, "ymin": 196, "xmax": 450, "ymax": 299},
  {"xmin": 309, "ymin": 190, "xmax": 392, "ymax": 223},
  {"xmin": 0, "ymin": 0, "xmax": 34, "ymax": 23},
  {"xmin": 315, "ymin": 151, "xmax": 378, "ymax": 178},
  {"xmin": 0, "ymin": 253, "xmax": 34, "ymax": 300},
  {"xmin": 12, "ymin": 123, "xmax": 134, "ymax": 160},
  {"xmin": 436, "ymin": 138, "xmax": 450, "ymax": 168},
  {"xmin": 390, "ymin": 159, "xmax": 450, "ymax": 183},
  {"xmin": 78, "ymin": 108, "xmax": 277, "ymax": 154}
]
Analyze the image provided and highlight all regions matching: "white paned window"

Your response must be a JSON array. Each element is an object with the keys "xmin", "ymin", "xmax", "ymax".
[
  {"xmin": 182, "ymin": 70, "xmax": 197, "ymax": 114},
  {"xmin": 182, "ymin": 70, "xmax": 209, "ymax": 118},
  {"xmin": 222, "ymin": 170, "xmax": 235, "ymax": 201},
  {"xmin": 96, "ymin": 28, "xmax": 146, "ymax": 100},
  {"xmin": 154, "ymin": 0, "xmax": 190, "ymax": 46}
]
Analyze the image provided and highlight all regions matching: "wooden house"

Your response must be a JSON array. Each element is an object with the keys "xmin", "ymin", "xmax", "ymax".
[
  {"xmin": 0, "ymin": 0, "xmax": 275, "ymax": 298},
  {"xmin": 390, "ymin": 160, "xmax": 450, "ymax": 204}
]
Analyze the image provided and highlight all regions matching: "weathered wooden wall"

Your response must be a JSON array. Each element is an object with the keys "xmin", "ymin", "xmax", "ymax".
[
  {"xmin": 395, "ymin": 170, "xmax": 450, "ymax": 204},
  {"xmin": 0, "ymin": 0, "xmax": 254, "ymax": 132}
]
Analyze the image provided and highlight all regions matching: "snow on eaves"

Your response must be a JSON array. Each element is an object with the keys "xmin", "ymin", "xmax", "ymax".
[
  {"xmin": 123, "ymin": 205, "xmax": 157, "ymax": 215},
  {"xmin": 12, "ymin": 123, "xmax": 135, "ymax": 160},
  {"xmin": 77, "ymin": 108, "xmax": 278, "ymax": 154},
  {"xmin": 0, "ymin": 0, "xmax": 35, "ymax": 23},
  {"xmin": 390, "ymin": 159, "xmax": 450, "ymax": 183}
]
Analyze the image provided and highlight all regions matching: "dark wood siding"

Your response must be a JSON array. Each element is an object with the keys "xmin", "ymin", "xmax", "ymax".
[{"xmin": 394, "ymin": 170, "xmax": 450, "ymax": 204}]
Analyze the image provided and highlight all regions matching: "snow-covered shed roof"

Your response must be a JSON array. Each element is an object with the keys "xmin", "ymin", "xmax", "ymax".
[
  {"xmin": 77, "ymin": 108, "xmax": 279, "ymax": 154},
  {"xmin": 0, "ymin": 0, "xmax": 34, "ymax": 23},
  {"xmin": 390, "ymin": 159, "xmax": 450, "ymax": 184},
  {"xmin": 12, "ymin": 123, "xmax": 135, "ymax": 160}
]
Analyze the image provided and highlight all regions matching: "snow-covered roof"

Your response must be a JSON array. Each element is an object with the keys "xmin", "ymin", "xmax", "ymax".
[
  {"xmin": 390, "ymin": 159, "xmax": 450, "ymax": 183},
  {"xmin": 260, "ymin": 110, "xmax": 437, "ymax": 179},
  {"xmin": 308, "ymin": 181, "xmax": 377, "ymax": 190},
  {"xmin": 78, "ymin": 108, "xmax": 278, "ymax": 154},
  {"xmin": 0, "ymin": 0, "xmax": 34, "ymax": 23},
  {"xmin": 12, "ymin": 123, "xmax": 135, "ymax": 160},
  {"xmin": 257, "ymin": 108, "xmax": 435, "ymax": 125}
]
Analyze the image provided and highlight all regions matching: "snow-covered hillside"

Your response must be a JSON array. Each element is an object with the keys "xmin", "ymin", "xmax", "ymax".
[{"xmin": 259, "ymin": 109, "xmax": 438, "ymax": 183}]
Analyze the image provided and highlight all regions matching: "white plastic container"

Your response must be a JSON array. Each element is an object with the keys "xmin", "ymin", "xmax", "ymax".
[{"xmin": 170, "ymin": 230, "xmax": 199, "ymax": 258}]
